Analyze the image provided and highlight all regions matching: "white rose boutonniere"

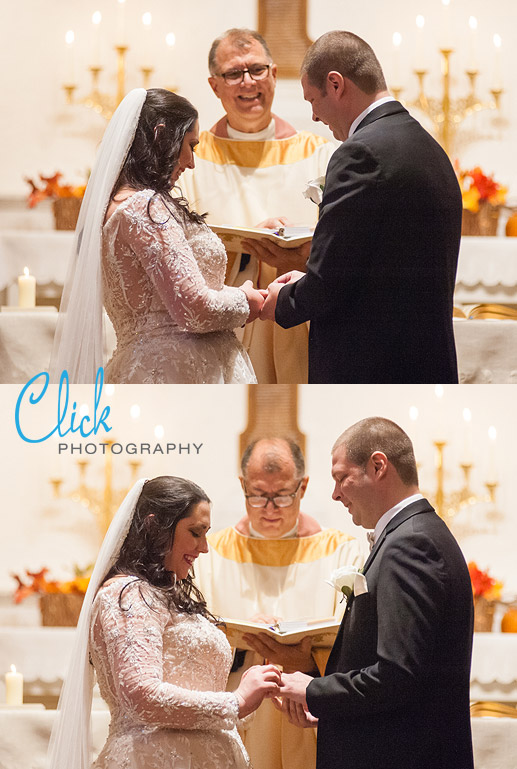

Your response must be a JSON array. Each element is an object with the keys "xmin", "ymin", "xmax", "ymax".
[
  {"xmin": 326, "ymin": 566, "xmax": 368, "ymax": 601},
  {"xmin": 303, "ymin": 176, "xmax": 325, "ymax": 205}
]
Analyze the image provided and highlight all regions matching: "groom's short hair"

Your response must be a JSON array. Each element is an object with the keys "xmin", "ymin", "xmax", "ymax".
[
  {"xmin": 301, "ymin": 31, "xmax": 387, "ymax": 94},
  {"xmin": 333, "ymin": 417, "xmax": 418, "ymax": 487}
]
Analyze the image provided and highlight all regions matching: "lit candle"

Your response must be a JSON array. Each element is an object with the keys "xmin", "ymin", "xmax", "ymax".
[
  {"xmin": 116, "ymin": 0, "xmax": 127, "ymax": 47},
  {"xmin": 130, "ymin": 404, "xmax": 141, "ymax": 420},
  {"xmin": 91, "ymin": 11, "xmax": 102, "ymax": 68},
  {"xmin": 5, "ymin": 665, "xmax": 23, "ymax": 706},
  {"xmin": 18, "ymin": 267, "xmax": 36, "ymax": 308},
  {"xmin": 441, "ymin": 0, "xmax": 452, "ymax": 50},
  {"xmin": 462, "ymin": 407, "xmax": 472, "ymax": 464},
  {"xmin": 155, "ymin": 424, "xmax": 164, "ymax": 440},
  {"xmin": 166, "ymin": 31, "xmax": 176, "ymax": 85},
  {"xmin": 492, "ymin": 34, "xmax": 503, "ymax": 90},
  {"xmin": 415, "ymin": 15, "xmax": 426, "ymax": 71},
  {"xmin": 142, "ymin": 12, "xmax": 152, "ymax": 69},
  {"xmin": 64, "ymin": 29, "xmax": 75, "ymax": 84},
  {"xmin": 487, "ymin": 426, "xmax": 497, "ymax": 482},
  {"xmin": 392, "ymin": 32, "xmax": 402, "ymax": 91},
  {"xmin": 468, "ymin": 16, "xmax": 478, "ymax": 71}
]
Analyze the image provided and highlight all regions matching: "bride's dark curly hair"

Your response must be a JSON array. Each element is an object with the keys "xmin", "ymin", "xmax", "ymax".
[
  {"xmin": 112, "ymin": 88, "xmax": 206, "ymax": 225},
  {"xmin": 104, "ymin": 476, "xmax": 218, "ymax": 622}
]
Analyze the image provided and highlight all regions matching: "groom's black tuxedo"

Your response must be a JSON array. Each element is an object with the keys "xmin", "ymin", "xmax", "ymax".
[
  {"xmin": 306, "ymin": 499, "xmax": 474, "ymax": 769},
  {"xmin": 275, "ymin": 102, "xmax": 462, "ymax": 383}
]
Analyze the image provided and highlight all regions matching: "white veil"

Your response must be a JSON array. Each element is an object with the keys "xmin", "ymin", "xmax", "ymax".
[
  {"xmin": 47, "ymin": 478, "xmax": 147, "ymax": 769},
  {"xmin": 49, "ymin": 89, "xmax": 147, "ymax": 384}
]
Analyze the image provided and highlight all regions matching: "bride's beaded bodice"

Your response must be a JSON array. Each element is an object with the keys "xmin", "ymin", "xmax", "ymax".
[
  {"xmin": 101, "ymin": 190, "xmax": 255, "ymax": 383},
  {"xmin": 89, "ymin": 578, "xmax": 249, "ymax": 769}
]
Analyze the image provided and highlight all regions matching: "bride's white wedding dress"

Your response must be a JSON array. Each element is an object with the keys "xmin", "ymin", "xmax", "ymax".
[
  {"xmin": 90, "ymin": 578, "xmax": 250, "ymax": 769},
  {"xmin": 102, "ymin": 190, "xmax": 256, "ymax": 383}
]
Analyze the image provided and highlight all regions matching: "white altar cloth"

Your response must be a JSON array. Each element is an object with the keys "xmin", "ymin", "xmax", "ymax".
[{"xmin": 455, "ymin": 237, "xmax": 517, "ymax": 305}]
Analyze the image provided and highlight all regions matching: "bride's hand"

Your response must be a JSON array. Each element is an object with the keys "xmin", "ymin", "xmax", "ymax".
[
  {"xmin": 239, "ymin": 281, "xmax": 266, "ymax": 323},
  {"xmin": 234, "ymin": 664, "xmax": 281, "ymax": 718}
]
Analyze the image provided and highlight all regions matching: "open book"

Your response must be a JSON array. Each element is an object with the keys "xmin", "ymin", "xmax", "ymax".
[
  {"xmin": 221, "ymin": 617, "xmax": 340, "ymax": 651},
  {"xmin": 210, "ymin": 224, "xmax": 313, "ymax": 250}
]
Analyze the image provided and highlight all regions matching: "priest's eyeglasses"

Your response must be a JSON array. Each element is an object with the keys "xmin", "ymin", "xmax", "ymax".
[
  {"xmin": 218, "ymin": 64, "xmax": 272, "ymax": 85},
  {"xmin": 244, "ymin": 479, "xmax": 302, "ymax": 508}
]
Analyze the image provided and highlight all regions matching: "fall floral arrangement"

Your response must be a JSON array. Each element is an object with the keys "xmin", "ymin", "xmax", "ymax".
[
  {"xmin": 12, "ymin": 566, "xmax": 91, "ymax": 603},
  {"xmin": 457, "ymin": 166, "xmax": 507, "ymax": 213},
  {"xmin": 25, "ymin": 172, "xmax": 86, "ymax": 208},
  {"xmin": 468, "ymin": 561, "xmax": 503, "ymax": 601}
]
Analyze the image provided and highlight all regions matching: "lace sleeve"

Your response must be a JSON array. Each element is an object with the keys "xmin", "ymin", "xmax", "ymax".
[
  {"xmin": 92, "ymin": 582, "xmax": 240, "ymax": 731},
  {"xmin": 121, "ymin": 199, "xmax": 250, "ymax": 333}
]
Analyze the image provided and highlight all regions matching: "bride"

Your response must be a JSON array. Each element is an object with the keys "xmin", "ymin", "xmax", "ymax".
[
  {"xmin": 47, "ymin": 476, "xmax": 280, "ymax": 769},
  {"xmin": 50, "ymin": 89, "xmax": 263, "ymax": 383}
]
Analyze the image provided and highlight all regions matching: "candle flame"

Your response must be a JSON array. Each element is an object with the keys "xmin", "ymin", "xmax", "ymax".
[
  {"xmin": 434, "ymin": 384, "xmax": 444, "ymax": 399},
  {"xmin": 23, "ymin": 266, "xmax": 30, "ymax": 277},
  {"xmin": 130, "ymin": 404, "xmax": 141, "ymax": 419},
  {"xmin": 10, "ymin": 664, "xmax": 17, "ymax": 673},
  {"xmin": 442, "ymin": 0, "xmax": 450, "ymax": 7},
  {"xmin": 493, "ymin": 34, "xmax": 502, "ymax": 49},
  {"xmin": 488, "ymin": 426, "xmax": 497, "ymax": 441},
  {"xmin": 118, "ymin": 0, "xmax": 126, "ymax": 5},
  {"xmin": 416, "ymin": 15, "xmax": 425, "ymax": 29},
  {"xmin": 105, "ymin": 384, "xmax": 115, "ymax": 396},
  {"xmin": 409, "ymin": 406, "xmax": 419, "ymax": 421},
  {"xmin": 154, "ymin": 424, "xmax": 165, "ymax": 439},
  {"xmin": 65, "ymin": 30, "xmax": 75, "ymax": 46},
  {"xmin": 469, "ymin": 16, "xmax": 478, "ymax": 31},
  {"xmin": 142, "ymin": 12, "xmax": 152, "ymax": 27},
  {"xmin": 463, "ymin": 407, "xmax": 472, "ymax": 423},
  {"xmin": 392, "ymin": 32, "xmax": 402, "ymax": 48},
  {"xmin": 166, "ymin": 32, "xmax": 176, "ymax": 48},
  {"xmin": 92, "ymin": 11, "xmax": 102, "ymax": 25}
]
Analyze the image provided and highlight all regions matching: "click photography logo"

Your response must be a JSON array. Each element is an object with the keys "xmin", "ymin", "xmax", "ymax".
[{"xmin": 13, "ymin": 368, "xmax": 203, "ymax": 457}]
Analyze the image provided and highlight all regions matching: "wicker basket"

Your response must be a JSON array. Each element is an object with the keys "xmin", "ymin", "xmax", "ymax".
[
  {"xmin": 473, "ymin": 596, "xmax": 495, "ymax": 632},
  {"xmin": 52, "ymin": 197, "xmax": 82, "ymax": 231},
  {"xmin": 462, "ymin": 201, "xmax": 500, "ymax": 236},
  {"xmin": 40, "ymin": 593, "xmax": 84, "ymax": 626}
]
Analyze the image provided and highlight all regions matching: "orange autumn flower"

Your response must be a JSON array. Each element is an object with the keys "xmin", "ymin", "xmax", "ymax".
[
  {"xmin": 468, "ymin": 561, "xmax": 503, "ymax": 600},
  {"xmin": 12, "ymin": 566, "xmax": 91, "ymax": 603},
  {"xmin": 456, "ymin": 165, "xmax": 507, "ymax": 213},
  {"xmin": 25, "ymin": 172, "xmax": 87, "ymax": 208}
]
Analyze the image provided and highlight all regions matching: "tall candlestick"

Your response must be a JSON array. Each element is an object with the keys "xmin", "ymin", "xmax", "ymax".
[
  {"xmin": 64, "ymin": 29, "xmax": 75, "ymax": 84},
  {"xmin": 5, "ymin": 665, "xmax": 23, "ymax": 706},
  {"xmin": 467, "ymin": 16, "xmax": 478, "ymax": 72},
  {"xmin": 18, "ymin": 267, "xmax": 36, "ymax": 308},
  {"xmin": 492, "ymin": 34, "xmax": 503, "ymax": 90},
  {"xmin": 91, "ymin": 11, "xmax": 102, "ymax": 68},
  {"xmin": 116, "ymin": 0, "xmax": 127, "ymax": 47},
  {"xmin": 414, "ymin": 15, "xmax": 426, "ymax": 71}
]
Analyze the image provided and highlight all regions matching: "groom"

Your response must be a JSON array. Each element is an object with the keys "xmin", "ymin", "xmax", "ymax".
[
  {"xmin": 260, "ymin": 31, "xmax": 462, "ymax": 383},
  {"xmin": 276, "ymin": 417, "xmax": 474, "ymax": 769}
]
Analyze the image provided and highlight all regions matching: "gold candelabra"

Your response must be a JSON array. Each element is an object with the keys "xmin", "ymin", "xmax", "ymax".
[
  {"xmin": 49, "ymin": 439, "xmax": 141, "ymax": 537},
  {"xmin": 63, "ymin": 46, "xmax": 155, "ymax": 120},
  {"xmin": 392, "ymin": 48, "xmax": 502, "ymax": 157},
  {"xmin": 425, "ymin": 440, "xmax": 500, "ymax": 534}
]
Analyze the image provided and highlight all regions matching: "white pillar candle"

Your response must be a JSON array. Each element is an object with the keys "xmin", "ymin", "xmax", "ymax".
[
  {"xmin": 116, "ymin": 0, "xmax": 127, "ymax": 46},
  {"xmin": 441, "ymin": 0, "xmax": 453, "ymax": 50},
  {"xmin": 468, "ymin": 16, "xmax": 478, "ymax": 71},
  {"xmin": 142, "ymin": 12, "xmax": 152, "ymax": 68},
  {"xmin": 462, "ymin": 407, "xmax": 472, "ymax": 464},
  {"xmin": 392, "ymin": 32, "xmax": 402, "ymax": 90},
  {"xmin": 166, "ymin": 31, "xmax": 176, "ymax": 84},
  {"xmin": 64, "ymin": 29, "xmax": 75, "ymax": 83},
  {"xmin": 492, "ymin": 34, "xmax": 503, "ymax": 90},
  {"xmin": 487, "ymin": 426, "xmax": 497, "ymax": 483},
  {"xmin": 415, "ymin": 16, "xmax": 426, "ymax": 71},
  {"xmin": 18, "ymin": 267, "xmax": 36, "ymax": 308},
  {"xmin": 91, "ymin": 11, "xmax": 102, "ymax": 68},
  {"xmin": 5, "ymin": 665, "xmax": 23, "ymax": 706}
]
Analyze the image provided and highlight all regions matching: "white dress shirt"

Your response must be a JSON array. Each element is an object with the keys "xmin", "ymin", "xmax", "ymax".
[
  {"xmin": 348, "ymin": 96, "xmax": 396, "ymax": 138},
  {"xmin": 369, "ymin": 493, "xmax": 424, "ymax": 548}
]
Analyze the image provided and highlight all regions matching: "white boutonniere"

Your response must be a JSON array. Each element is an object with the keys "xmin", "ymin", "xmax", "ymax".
[
  {"xmin": 326, "ymin": 565, "xmax": 368, "ymax": 601},
  {"xmin": 303, "ymin": 176, "xmax": 325, "ymax": 205}
]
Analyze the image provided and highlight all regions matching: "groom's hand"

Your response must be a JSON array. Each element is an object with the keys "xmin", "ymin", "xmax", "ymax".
[
  {"xmin": 271, "ymin": 696, "xmax": 319, "ymax": 728},
  {"xmin": 242, "ymin": 633, "xmax": 314, "ymax": 673},
  {"xmin": 259, "ymin": 271, "xmax": 305, "ymax": 321},
  {"xmin": 278, "ymin": 671, "xmax": 313, "ymax": 707}
]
